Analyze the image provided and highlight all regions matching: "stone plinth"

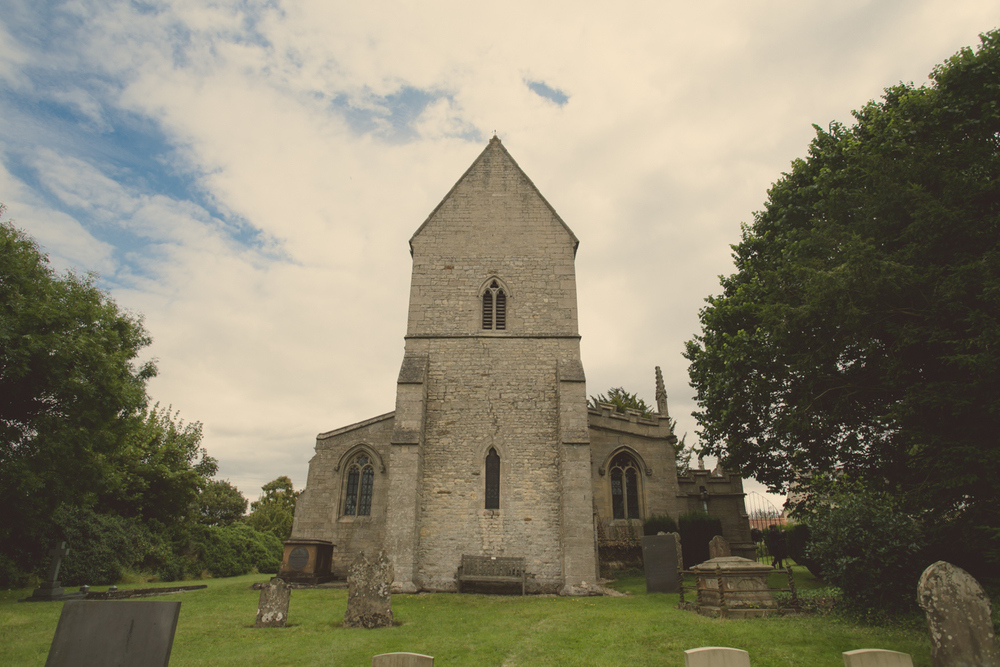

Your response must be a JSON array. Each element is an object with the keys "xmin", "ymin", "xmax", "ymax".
[
  {"xmin": 278, "ymin": 539, "xmax": 335, "ymax": 584},
  {"xmin": 690, "ymin": 557, "xmax": 776, "ymax": 618}
]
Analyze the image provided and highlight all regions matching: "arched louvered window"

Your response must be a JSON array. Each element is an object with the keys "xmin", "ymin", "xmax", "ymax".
[
  {"xmin": 610, "ymin": 452, "xmax": 642, "ymax": 520},
  {"xmin": 482, "ymin": 280, "xmax": 506, "ymax": 330},
  {"xmin": 485, "ymin": 447, "xmax": 500, "ymax": 509},
  {"xmin": 344, "ymin": 453, "xmax": 375, "ymax": 516}
]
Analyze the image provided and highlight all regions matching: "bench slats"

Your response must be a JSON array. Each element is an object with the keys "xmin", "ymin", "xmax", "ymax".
[{"xmin": 457, "ymin": 555, "xmax": 526, "ymax": 595}]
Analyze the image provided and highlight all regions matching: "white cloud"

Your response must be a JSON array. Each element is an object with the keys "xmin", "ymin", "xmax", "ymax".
[{"xmin": 2, "ymin": 0, "xmax": 996, "ymax": 504}]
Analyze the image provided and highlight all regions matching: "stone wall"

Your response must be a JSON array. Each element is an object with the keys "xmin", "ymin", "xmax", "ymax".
[
  {"xmin": 677, "ymin": 469, "xmax": 755, "ymax": 560},
  {"xmin": 292, "ymin": 413, "xmax": 394, "ymax": 577},
  {"xmin": 588, "ymin": 405, "xmax": 680, "ymax": 525}
]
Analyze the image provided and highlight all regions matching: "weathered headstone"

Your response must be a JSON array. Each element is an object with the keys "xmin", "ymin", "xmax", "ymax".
[
  {"xmin": 44, "ymin": 600, "xmax": 181, "ymax": 667},
  {"xmin": 22, "ymin": 541, "xmax": 85, "ymax": 602},
  {"xmin": 709, "ymin": 535, "xmax": 731, "ymax": 560},
  {"xmin": 372, "ymin": 652, "xmax": 434, "ymax": 666},
  {"xmin": 842, "ymin": 649, "xmax": 914, "ymax": 667},
  {"xmin": 684, "ymin": 646, "xmax": 751, "ymax": 667},
  {"xmin": 255, "ymin": 577, "xmax": 291, "ymax": 628},
  {"xmin": 641, "ymin": 534, "xmax": 679, "ymax": 593},
  {"xmin": 917, "ymin": 561, "xmax": 1000, "ymax": 667},
  {"xmin": 669, "ymin": 531, "xmax": 684, "ymax": 570},
  {"xmin": 344, "ymin": 550, "xmax": 394, "ymax": 629}
]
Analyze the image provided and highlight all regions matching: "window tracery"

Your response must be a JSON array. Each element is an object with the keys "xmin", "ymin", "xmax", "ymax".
[
  {"xmin": 481, "ymin": 280, "xmax": 506, "ymax": 330},
  {"xmin": 610, "ymin": 452, "xmax": 642, "ymax": 520},
  {"xmin": 344, "ymin": 453, "xmax": 375, "ymax": 516}
]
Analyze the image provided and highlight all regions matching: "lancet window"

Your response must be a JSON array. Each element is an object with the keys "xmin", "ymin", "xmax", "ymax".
[
  {"xmin": 482, "ymin": 280, "xmax": 507, "ymax": 330},
  {"xmin": 485, "ymin": 447, "xmax": 500, "ymax": 509},
  {"xmin": 610, "ymin": 452, "xmax": 642, "ymax": 520},
  {"xmin": 344, "ymin": 453, "xmax": 375, "ymax": 516}
]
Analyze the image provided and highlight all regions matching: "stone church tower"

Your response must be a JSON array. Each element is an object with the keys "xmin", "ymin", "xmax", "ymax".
[{"xmin": 291, "ymin": 138, "xmax": 754, "ymax": 593}]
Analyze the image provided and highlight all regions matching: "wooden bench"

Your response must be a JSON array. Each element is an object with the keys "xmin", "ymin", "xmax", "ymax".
[{"xmin": 456, "ymin": 555, "xmax": 526, "ymax": 595}]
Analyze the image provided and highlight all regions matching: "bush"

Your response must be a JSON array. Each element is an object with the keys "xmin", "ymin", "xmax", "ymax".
[
  {"xmin": 643, "ymin": 514, "xmax": 678, "ymax": 536},
  {"xmin": 52, "ymin": 505, "xmax": 165, "ymax": 586},
  {"xmin": 784, "ymin": 523, "xmax": 822, "ymax": 578},
  {"xmin": 678, "ymin": 511, "xmax": 723, "ymax": 568},
  {"xmin": 188, "ymin": 523, "xmax": 282, "ymax": 578},
  {"xmin": 805, "ymin": 486, "xmax": 926, "ymax": 612}
]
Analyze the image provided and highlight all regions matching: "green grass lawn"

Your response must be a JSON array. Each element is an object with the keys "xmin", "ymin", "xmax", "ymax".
[{"xmin": 1, "ymin": 573, "xmax": 930, "ymax": 667}]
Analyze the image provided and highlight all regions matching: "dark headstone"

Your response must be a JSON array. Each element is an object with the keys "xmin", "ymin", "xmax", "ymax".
[
  {"xmin": 44, "ymin": 600, "xmax": 180, "ymax": 667},
  {"xmin": 641, "ymin": 534, "xmax": 679, "ymax": 593},
  {"xmin": 21, "ymin": 542, "xmax": 85, "ymax": 602},
  {"xmin": 708, "ymin": 535, "xmax": 731, "ymax": 559},
  {"xmin": 255, "ymin": 577, "xmax": 291, "ymax": 628},
  {"xmin": 344, "ymin": 550, "xmax": 394, "ymax": 629},
  {"xmin": 917, "ymin": 561, "xmax": 1000, "ymax": 667}
]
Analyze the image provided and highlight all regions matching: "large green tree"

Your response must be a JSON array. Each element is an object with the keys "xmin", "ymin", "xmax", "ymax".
[
  {"xmin": 684, "ymin": 33, "xmax": 1000, "ymax": 551},
  {"xmin": 1, "ymin": 216, "xmax": 154, "ymax": 544},
  {"xmin": 245, "ymin": 476, "xmax": 299, "ymax": 542},
  {"xmin": 1, "ymin": 213, "xmax": 216, "ymax": 582}
]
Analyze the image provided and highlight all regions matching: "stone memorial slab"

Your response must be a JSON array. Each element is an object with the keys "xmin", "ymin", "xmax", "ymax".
[
  {"xmin": 641, "ymin": 534, "xmax": 679, "ymax": 593},
  {"xmin": 842, "ymin": 649, "xmax": 914, "ymax": 667},
  {"xmin": 709, "ymin": 536, "xmax": 731, "ymax": 559},
  {"xmin": 255, "ymin": 577, "xmax": 291, "ymax": 628},
  {"xmin": 372, "ymin": 652, "xmax": 434, "ymax": 666},
  {"xmin": 344, "ymin": 550, "xmax": 394, "ymax": 629},
  {"xmin": 45, "ymin": 600, "xmax": 181, "ymax": 667},
  {"xmin": 917, "ymin": 561, "xmax": 1000, "ymax": 667},
  {"xmin": 684, "ymin": 646, "xmax": 751, "ymax": 667},
  {"xmin": 669, "ymin": 531, "xmax": 684, "ymax": 570}
]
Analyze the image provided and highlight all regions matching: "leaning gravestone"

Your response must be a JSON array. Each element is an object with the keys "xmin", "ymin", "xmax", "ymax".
[
  {"xmin": 344, "ymin": 550, "xmax": 394, "ymax": 629},
  {"xmin": 255, "ymin": 577, "xmax": 291, "ymax": 628},
  {"xmin": 917, "ymin": 561, "xmax": 1000, "ymax": 667},
  {"xmin": 669, "ymin": 532, "xmax": 684, "ymax": 570},
  {"xmin": 709, "ymin": 535, "xmax": 731, "ymax": 560},
  {"xmin": 45, "ymin": 600, "xmax": 181, "ymax": 667},
  {"xmin": 641, "ymin": 533, "xmax": 679, "ymax": 593}
]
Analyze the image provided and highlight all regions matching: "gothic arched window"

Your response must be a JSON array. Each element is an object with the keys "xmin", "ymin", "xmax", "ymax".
[
  {"xmin": 482, "ymin": 280, "xmax": 506, "ymax": 330},
  {"xmin": 610, "ymin": 452, "xmax": 642, "ymax": 520},
  {"xmin": 344, "ymin": 453, "xmax": 375, "ymax": 516},
  {"xmin": 485, "ymin": 447, "xmax": 500, "ymax": 509}
]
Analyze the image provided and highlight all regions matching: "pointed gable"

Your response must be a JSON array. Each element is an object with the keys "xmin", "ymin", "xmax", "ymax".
[{"xmin": 409, "ymin": 137, "xmax": 579, "ymax": 255}]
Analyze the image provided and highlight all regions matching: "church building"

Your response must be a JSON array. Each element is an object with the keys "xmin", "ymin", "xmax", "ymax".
[{"xmin": 291, "ymin": 137, "xmax": 753, "ymax": 594}]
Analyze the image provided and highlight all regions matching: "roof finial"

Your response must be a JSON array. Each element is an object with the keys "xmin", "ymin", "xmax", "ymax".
[{"xmin": 655, "ymin": 366, "xmax": 669, "ymax": 417}]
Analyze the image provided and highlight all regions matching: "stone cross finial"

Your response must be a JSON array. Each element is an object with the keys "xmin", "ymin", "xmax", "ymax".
[
  {"xmin": 46, "ymin": 542, "xmax": 70, "ymax": 583},
  {"xmin": 654, "ymin": 366, "xmax": 668, "ymax": 417}
]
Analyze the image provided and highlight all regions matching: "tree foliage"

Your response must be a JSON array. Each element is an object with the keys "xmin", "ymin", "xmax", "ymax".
[
  {"xmin": 684, "ymin": 32, "xmax": 1000, "ymax": 547},
  {"xmin": 804, "ymin": 484, "xmax": 926, "ymax": 612},
  {"xmin": 588, "ymin": 387, "xmax": 653, "ymax": 418},
  {"xmin": 245, "ymin": 476, "xmax": 298, "ymax": 542},
  {"xmin": 195, "ymin": 479, "xmax": 248, "ymax": 527}
]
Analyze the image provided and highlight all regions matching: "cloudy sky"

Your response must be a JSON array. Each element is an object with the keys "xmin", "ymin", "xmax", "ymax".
[{"xmin": 1, "ymin": 0, "xmax": 995, "ymax": 508}]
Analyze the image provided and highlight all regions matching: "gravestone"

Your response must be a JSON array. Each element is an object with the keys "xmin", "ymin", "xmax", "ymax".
[
  {"xmin": 917, "ymin": 561, "xmax": 1000, "ymax": 667},
  {"xmin": 669, "ymin": 531, "xmax": 684, "ymax": 570},
  {"xmin": 372, "ymin": 653, "xmax": 434, "ymax": 666},
  {"xmin": 255, "ymin": 577, "xmax": 291, "ymax": 628},
  {"xmin": 641, "ymin": 534, "xmax": 679, "ymax": 593},
  {"xmin": 22, "ymin": 541, "xmax": 85, "ymax": 602},
  {"xmin": 45, "ymin": 600, "xmax": 181, "ymax": 667},
  {"xmin": 684, "ymin": 646, "xmax": 751, "ymax": 667},
  {"xmin": 842, "ymin": 649, "xmax": 914, "ymax": 667},
  {"xmin": 709, "ymin": 536, "xmax": 731, "ymax": 560},
  {"xmin": 344, "ymin": 550, "xmax": 394, "ymax": 629}
]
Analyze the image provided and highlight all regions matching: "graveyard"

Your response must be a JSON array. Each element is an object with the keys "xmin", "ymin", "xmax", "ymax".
[{"xmin": 0, "ymin": 566, "xmax": 943, "ymax": 666}]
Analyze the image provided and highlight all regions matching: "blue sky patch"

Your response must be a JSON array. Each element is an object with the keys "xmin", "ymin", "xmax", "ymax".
[{"xmin": 525, "ymin": 80, "xmax": 569, "ymax": 106}]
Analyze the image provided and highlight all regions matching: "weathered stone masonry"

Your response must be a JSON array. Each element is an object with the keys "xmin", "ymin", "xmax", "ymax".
[{"xmin": 291, "ymin": 137, "xmax": 753, "ymax": 591}]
